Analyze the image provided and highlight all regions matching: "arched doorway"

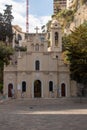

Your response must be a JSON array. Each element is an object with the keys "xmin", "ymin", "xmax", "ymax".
[
  {"xmin": 61, "ymin": 83, "xmax": 66, "ymax": 97},
  {"xmin": 8, "ymin": 83, "xmax": 13, "ymax": 97},
  {"xmin": 34, "ymin": 80, "xmax": 41, "ymax": 98}
]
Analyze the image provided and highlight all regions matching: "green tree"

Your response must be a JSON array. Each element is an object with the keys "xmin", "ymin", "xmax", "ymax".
[
  {"xmin": 53, "ymin": 9, "xmax": 75, "ymax": 32},
  {"xmin": 0, "ymin": 42, "xmax": 14, "ymax": 92},
  {"xmin": 0, "ymin": 13, "xmax": 6, "ymax": 41},
  {"xmin": 4, "ymin": 5, "xmax": 14, "ymax": 43},
  {"xmin": 63, "ymin": 23, "xmax": 87, "ymax": 85},
  {"xmin": 0, "ymin": 5, "xmax": 14, "ymax": 44}
]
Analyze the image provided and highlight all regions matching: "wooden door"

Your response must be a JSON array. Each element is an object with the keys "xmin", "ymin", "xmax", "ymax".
[{"xmin": 34, "ymin": 80, "xmax": 41, "ymax": 98}]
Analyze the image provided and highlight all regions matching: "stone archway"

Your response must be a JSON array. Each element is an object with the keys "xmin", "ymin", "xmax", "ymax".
[
  {"xmin": 61, "ymin": 83, "xmax": 66, "ymax": 97},
  {"xmin": 34, "ymin": 80, "xmax": 41, "ymax": 98},
  {"xmin": 8, "ymin": 83, "xmax": 13, "ymax": 97}
]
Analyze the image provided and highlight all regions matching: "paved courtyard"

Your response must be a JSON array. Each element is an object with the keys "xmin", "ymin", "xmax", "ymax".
[{"xmin": 0, "ymin": 98, "xmax": 87, "ymax": 130}]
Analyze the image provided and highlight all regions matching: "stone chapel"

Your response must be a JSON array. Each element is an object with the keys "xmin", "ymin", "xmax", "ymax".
[{"xmin": 3, "ymin": 19, "xmax": 72, "ymax": 98}]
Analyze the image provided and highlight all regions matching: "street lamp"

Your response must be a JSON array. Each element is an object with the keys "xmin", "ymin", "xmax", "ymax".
[{"xmin": 56, "ymin": 55, "xmax": 59, "ymax": 97}]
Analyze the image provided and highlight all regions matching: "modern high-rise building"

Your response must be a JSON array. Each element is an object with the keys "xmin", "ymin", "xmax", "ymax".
[{"xmin": 53, "ymin": 0, "xmax": 67, "ymax": 14}]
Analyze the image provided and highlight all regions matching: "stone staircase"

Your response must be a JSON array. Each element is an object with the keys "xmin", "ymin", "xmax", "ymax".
[
  {"xmin": 2, "ymin": 97, "xmax": 87, "ymax": 106},
  {"xmin": 16, "ymin": 97, "xmax": 87, "ymax": 106}
]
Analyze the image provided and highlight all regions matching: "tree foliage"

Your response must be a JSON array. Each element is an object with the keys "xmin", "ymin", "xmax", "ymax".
[
  {"xmin": 0, "ymin": 42, "xmax": 14, "ymax": 67},
  {"xmin": 52, "ymin": 9, "xmax": 75, "ymax": 32},
  {"xmin": 0, "ymin": 42, "xmax": 14, "ymax": 84},
  {"xmin": 63, "ymin": 23, "xmax": 87, "ymax": 85},
  {"xmin": 0, "ymin": 5, "xmax": 14, "ymax": 44}
]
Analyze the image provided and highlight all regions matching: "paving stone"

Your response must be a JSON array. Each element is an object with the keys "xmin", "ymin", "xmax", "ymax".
[{"xmin": 0, "ymin": 98, "xmax": 87, "ymax": 130}]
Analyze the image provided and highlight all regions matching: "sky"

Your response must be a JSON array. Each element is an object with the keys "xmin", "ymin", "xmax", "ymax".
[{"xmin": 0, "ymin": 0, "xmax": 53, "ymax": 33}]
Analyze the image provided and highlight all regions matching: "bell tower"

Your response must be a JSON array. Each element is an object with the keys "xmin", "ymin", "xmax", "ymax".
[{"xmin": 50, "ymin": 19, "xmax": 62, "ymax": 52}]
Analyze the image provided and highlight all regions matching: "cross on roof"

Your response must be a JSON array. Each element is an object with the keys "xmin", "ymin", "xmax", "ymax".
[{"xmin": 34, "ymin": 26, "xmax": 39, "ymax": 33}]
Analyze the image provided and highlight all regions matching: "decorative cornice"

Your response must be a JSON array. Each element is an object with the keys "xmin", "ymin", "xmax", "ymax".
[{"xmin": 43, "ymin": 52, "xmax": 49, "ymax": 55}]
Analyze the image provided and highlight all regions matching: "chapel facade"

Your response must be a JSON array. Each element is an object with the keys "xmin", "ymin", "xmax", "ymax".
[{"xmin": 3, "ymin": 19, "xmax": 71, "ymax": 98}]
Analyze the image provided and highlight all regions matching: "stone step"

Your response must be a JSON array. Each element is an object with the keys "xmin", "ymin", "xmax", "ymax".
[
  {"xmin": 2, "ymin": 97, "xmax": 87, "ymax": 106},
  {"xmin": 16, "ymin": 97, "xmax": 84, "ymax": 105}
]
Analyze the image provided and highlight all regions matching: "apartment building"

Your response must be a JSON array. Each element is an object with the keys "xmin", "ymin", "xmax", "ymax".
[{"xmin": 53, "ymin": 0, "xmax": 67, "ymax": 14}]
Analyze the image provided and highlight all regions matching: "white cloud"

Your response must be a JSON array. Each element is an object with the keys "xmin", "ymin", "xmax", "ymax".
[
  {"xmin": 0, "ymin": 0, "xmax": 51, "ymax": 33},
  {"xmin": 29, "ymin": 15, "xmax": 51, "ymax": 33}
]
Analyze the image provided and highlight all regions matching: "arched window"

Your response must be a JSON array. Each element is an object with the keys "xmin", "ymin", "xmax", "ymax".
[
  {"xmin": 35, "ymin": 60, "xmax": 40, "ymax": 70},
  {"xmin": 49, "ymin": 81, "xmax": 53, "ymax": 92},
  {"xmin": 22, "ymin": 81, "xmax": 26, "ymax": 92},
  {"xmin": 40, "ymin": 36, "xmax": 44, "ymax": 42},
  {"xmin": 55, "ymin": 32, "xmax": 58, "ymax": 46},
  {"xmin": 18, "ymin": 34, "xmax": 22, "ymax": 40},
  {"xmin": 35, "ymin": 44, "xmax": 39, "ymax": 51},
  {"xmin": 31, "ymin": 43, "xmax": 34, "ymax": 50}
]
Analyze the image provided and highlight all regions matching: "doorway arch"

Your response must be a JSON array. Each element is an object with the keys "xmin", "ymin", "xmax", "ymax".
[
  {"xmin": 8, "ymin": 83, "xmax": 13, "ymax": 97},
  {"xmin": 61, "ymin": 83, "xmax": 66, "ymax": 97},
  {"xmin": 34, "ymin": 80, "xmax": 41, "ymax": 98}
]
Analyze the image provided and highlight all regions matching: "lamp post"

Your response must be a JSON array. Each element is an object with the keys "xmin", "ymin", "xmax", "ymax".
[{"xmin": 56, "ymin": 55, "xmax": 59, "ymax": 98}]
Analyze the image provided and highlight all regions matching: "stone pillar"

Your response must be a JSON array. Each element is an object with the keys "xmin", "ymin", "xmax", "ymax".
[{"xmin": 17, "ymin": 84, "xmax": 22, "ymax": 98}]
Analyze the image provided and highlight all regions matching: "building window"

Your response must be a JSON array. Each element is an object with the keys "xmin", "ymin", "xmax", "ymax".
[
  {"xmin": 49, "ymin": 81, "xmax": 53, "ymax": 91},
  {"xmin": 55, "ymin": 32, "xmax": 58, "ymax": 46},
  {"xmin": 40, "ymin": 36, "xmax": 44, "ymax": 42},
  {"xmin": 35, "ymin": 60, "xmax": 40, "ymax": 70},
  {"xmin": 31, "ymin": 43, "xmax": 34, "ymax": 50},
  {"xmin": 22, "ymin": 81, "xmax": 26, "ymax": 92},
  {"xmin": 35, "ymin": 44, "xmax": 39, "ymax": 51}
]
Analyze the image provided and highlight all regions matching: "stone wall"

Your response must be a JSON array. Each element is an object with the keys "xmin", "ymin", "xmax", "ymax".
[
  {"xmin": 70, "ymin": 80, "xmax": 77, "ymax": 97},
  {"xmin": 66, "ymin": 4, "xmax": 87, "ymax": 34}
]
